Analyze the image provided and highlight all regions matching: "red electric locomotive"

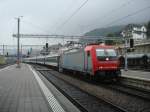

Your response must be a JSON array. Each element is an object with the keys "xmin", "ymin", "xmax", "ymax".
[{"xmin": 60, "ymin": 44, "xmax": 121, "ymax": 79}]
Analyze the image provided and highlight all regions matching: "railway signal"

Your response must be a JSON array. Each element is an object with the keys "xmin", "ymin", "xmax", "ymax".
[
  {"xmin": 46, "ymin": 43, "xmax": 48, "ymax": 48},
  {"xmin": 130, "ymin": 39, "xmax": 134, "ymax": 48},
  {"xmin": 6, "ymin": 52, "xmax": 8, "ymax": 56}
]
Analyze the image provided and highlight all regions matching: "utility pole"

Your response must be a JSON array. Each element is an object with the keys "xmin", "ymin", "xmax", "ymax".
[
  {"xmin": 16, "ymin": 16, "xmax": 23, "ymax": 68},
  {"xmin": 17, "ymin": 18, "xmax": 20, "ymax": 68}
]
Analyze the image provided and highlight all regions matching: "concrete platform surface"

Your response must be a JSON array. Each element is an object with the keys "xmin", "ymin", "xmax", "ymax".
[
  {"xmin": 0, "ymin": 64, "xmax": 81, "ymax": 112},
  {"xmin": 0, "ymin": 64, "xmax": 51, "ymax": 112},
  {"xmin": 121, "ymin": 69, "xmax": 150, "ymax": 81}
]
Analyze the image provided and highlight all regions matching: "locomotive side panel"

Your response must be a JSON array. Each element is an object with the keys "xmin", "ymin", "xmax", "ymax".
[{"xmin": 61, "ymin": 49, "xmax": 90, "ymax": 72}]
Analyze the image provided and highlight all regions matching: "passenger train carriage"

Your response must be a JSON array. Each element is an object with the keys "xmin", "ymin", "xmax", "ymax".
[
  {"xmin": 24, "ymin": 54, "xmax": 59, "ymax": 66},
  {"xmin": 24, "ymin": 45, "xmax": 121, "ymax": 79},
  {"xmin": 119, "ymin": 53, "xmax": 150, "ymax": 69}
]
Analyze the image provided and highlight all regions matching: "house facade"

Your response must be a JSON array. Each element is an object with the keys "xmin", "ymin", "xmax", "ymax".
[
  {"xmin": 132, "ymin": 25, "xmax": 147, "ymax": 40},
  {"xmin": 121, "ymin": 24, "xmax": 147, "ymax": 41}
]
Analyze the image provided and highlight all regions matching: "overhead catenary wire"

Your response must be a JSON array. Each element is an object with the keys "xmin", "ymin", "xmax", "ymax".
[
  {"xmin": 13, "ymin": 4, "xmax": 150, "ymax": 41},
  {"xmin": 55, "ymin": 0, "xmax": 89, "ymax": 32},
  {"xmin": 50, "ymin": 0, "xmax": 77, "ymax": 33},
  {"xmin": 105, "ymin": 5, "xmax": 150, "ymax": 27},
  {"xmin": 13, "ymin": 1, "xmax": 150, "ymax": 41},
  {"xmin": 21, "ymin": 20, "xmax": 54, "ymax": 43},
  {"xmin": 19, "ymin": 0, "xmax": 145, "ymax": 34},
  {"xmin": 22, "ymin": 20, "xmax": 50, "ymax": 33},
  {"xmin": 85, "ymin": 0, "xmax": 134, "ymax": 28}
]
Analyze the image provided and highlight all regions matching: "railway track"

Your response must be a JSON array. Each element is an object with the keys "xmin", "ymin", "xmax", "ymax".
[
  {"xmin": 32, "ymin": 64, "xmax": 150, "ymax": 112},
  {"xmin": 103, "ymin": 83, "xmax": 150, "ymax": 101},
  {"xmin": 33, "ymin": 64, "xmax": 126, "ymax": 112}
]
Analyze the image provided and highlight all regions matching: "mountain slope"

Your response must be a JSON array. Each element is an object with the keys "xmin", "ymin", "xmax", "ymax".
[{"xmin": 84, "ymin": 25, "xmax": 125, "ymax": 36}]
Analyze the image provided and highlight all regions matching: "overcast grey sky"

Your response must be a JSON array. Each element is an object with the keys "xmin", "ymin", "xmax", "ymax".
[{"xmin": 0, "ymin": 0, "xmax": 150, "ymax": 45}]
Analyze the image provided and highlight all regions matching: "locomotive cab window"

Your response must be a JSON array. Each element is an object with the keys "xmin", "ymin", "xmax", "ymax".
[{"xmin": 96, "ymin": 49, "xmax": 117, "ymax": 61}]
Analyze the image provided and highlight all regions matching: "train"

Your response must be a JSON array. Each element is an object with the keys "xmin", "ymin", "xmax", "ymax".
[
  {"xmin": 24, "ymin": 44, "xmax": 121, "ymax": 79},
  {"xmin": 119, "ymin": 53, "xmax": 150, "ymax": 70}
]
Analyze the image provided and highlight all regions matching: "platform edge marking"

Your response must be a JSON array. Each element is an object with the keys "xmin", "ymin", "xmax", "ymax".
[
  {"xmin": 0, "ymin": 64, "xmax": 17, "ymax": 72},
  {"xmin": 28, "ymin": 65, "xmax": 66, "ymax": 112},
  {"xmin": 0, "ymin": 66, "xmax": 11, "ymax": 72},
  {"xmin": 121, "ymin": 75, "xmax": 150, "ymax": 82}
]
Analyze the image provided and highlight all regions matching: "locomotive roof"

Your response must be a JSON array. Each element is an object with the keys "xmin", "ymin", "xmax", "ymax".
[{"xmin": 85, "ymin": 45, "xmax": 114, "ymax": 51}]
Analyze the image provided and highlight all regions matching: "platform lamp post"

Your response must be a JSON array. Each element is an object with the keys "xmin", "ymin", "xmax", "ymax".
[
  {"xmin": 15, "ymin": 16, "xmax": 23, "ymax": 68},
  {"xmin": 124, "ymin": 37, "xmax": 128, "ymax": 71},
  {"xmin": 122, "ymin": 30, "xmax": 131, "ymax": 71}
]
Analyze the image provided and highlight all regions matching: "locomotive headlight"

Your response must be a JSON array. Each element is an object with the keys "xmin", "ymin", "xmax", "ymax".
[{"xmin": 106, "ymin": 58, "xmax": 109, "ymax": 61}]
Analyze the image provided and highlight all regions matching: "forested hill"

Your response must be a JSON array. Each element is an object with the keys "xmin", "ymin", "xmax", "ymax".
[{"xmin": 84, "ymin": 25, "xmax": 125, "ymax": 36}]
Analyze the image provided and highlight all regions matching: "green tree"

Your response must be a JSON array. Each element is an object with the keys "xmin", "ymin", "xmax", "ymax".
[
  {"xmin": 107, "ymin": 33, "xmax": 115, "ymax": 37},
  {"xmin": 105, "ymin": 40, "xmax": 115, "ymax": 45},
  {"xmin": 106, "ymin": 33, "xmax": 115, "ymax": 45}
]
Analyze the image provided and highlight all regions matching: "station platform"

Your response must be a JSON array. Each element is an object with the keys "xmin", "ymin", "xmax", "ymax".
[
  {"xmin": 0, "ymin": 64, "xmax": 80, "ymax": 112},
  {"xmin": 121, "ymin": 69, "xmax": 150, "ymax": 81}
]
